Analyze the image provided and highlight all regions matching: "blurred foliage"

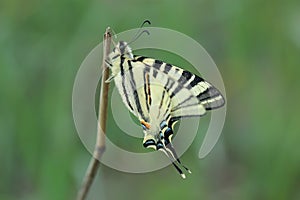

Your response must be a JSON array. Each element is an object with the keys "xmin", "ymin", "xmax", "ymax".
[{"xmin": 1, "ymin": 0, "xmax": 300, "ymax": 199}]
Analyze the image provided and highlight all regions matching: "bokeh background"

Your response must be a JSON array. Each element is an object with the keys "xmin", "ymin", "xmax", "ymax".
[{"xmin": 1, "ymin": 0, "xmax": 300, "ymax": 200}]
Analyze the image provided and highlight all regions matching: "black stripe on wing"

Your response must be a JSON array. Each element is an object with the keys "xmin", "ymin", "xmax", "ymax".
[
  {"xmin": 189, "ymin": 75, "xmax": 204, "ymax": 87},
  {"xmin": 143, "ymin": 68, "xmax": 152, "ymax": 111},
  {"xmin": 178, "ymin": 70, "xmax": 192, "ymax": 84},
  {"xmin": 120, "ymin": 56, "xmax": 134, "ymax": 111},
  {"xmin": 153, "ymin": 59, "xmax": 163, "ymax": 70},
  {"xmin": 197, "ymin": 85, "xmax": 225, "ymax": 110},
  {"xmin": 127, "ymin": 60, "xmax": 146, "ymax": 120},
  {"xmin": 172, "ymin": 69, "xmax": 225, "ymax": 110},
  {"xmin": 132, "ymin": 55, "xmax": 225, "ymax": 112}
]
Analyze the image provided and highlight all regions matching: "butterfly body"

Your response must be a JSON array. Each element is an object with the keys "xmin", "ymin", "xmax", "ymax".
[{"xmin": 107, "ymin": 40, "xmax": 225, "ymax": 178}]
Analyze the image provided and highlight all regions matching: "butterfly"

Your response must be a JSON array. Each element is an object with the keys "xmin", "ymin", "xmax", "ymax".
[{"xmin": 105, "ymin": 21, "xmax": 225, "ymax": 178}]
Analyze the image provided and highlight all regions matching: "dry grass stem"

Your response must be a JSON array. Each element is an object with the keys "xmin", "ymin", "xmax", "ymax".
[{"xmin": 77, "ymin": 27, "xmax": 112, "ymax": 200}]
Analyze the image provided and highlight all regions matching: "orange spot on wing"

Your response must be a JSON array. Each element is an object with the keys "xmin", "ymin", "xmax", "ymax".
[{"xmin": 140, "ymin": 120, "xmax": 151, "ymax": 129}]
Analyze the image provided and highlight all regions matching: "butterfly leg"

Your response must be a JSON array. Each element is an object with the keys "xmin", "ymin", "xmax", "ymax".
[{"xmin": 105, "ymin": 59, "xmax": 112, "ymax": 67}]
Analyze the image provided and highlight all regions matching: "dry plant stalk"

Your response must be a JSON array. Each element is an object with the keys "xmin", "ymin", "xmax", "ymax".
[{"xmin": 77, "ymin": 27, "xmax": 112, "ymax": 200}]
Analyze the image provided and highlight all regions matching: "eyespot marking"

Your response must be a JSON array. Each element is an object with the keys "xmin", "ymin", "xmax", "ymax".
[{"xmin": 160, "ymin": 121, "xmax": 167, "ymax": 129}]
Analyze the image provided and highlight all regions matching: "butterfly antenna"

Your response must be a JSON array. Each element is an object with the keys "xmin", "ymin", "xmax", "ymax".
[
  {"xmin": 141, "ymin": 19, "xmax": 151, "ymax": 27},
  {"xmin": 127, "ymin": 30, "xmax": 150, "ymax": 46},
  {"xmin": 128, "ymin": 20, "xmax": 151, "ymax": 45}
]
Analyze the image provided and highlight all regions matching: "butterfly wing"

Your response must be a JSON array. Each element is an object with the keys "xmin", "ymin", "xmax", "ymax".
[
  {"xmin": 111, "ymin": 55, "xmax": 225, "ymax": 133},
  {"xmin": 132, "ymin": 56, "xmax": 225, "ymax": 121},
  {"xmin": 113, "ymin": 59, "xmax": 173, "ymax": 123},
  {"xmin": 110, "ymin": 55, "xmax": 225, "ymax": 178}
]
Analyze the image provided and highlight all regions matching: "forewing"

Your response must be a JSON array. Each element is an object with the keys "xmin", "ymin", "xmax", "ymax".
[
  {"xmin": 132, "ymin": 56, "xmax": 225, "ymax": 118},
  {"xmin": 112, "ymin": 56, "xmax": 225, "ymax": 123}
]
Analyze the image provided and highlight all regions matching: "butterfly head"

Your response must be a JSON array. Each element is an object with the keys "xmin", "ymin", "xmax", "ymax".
[{"xmin": 111, "ymin": 41, "xmax": 134, "ymax": 60}]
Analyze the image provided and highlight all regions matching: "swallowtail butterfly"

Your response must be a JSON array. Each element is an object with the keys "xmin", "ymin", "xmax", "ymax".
[{"xmin": 105, "ymin": 21, "xmax": 225, "ymax": 178}]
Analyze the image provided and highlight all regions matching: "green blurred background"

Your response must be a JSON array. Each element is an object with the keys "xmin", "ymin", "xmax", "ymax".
[{"xmin": 1, "ymin": 0, "xmax": 300, "ymax": 199}]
